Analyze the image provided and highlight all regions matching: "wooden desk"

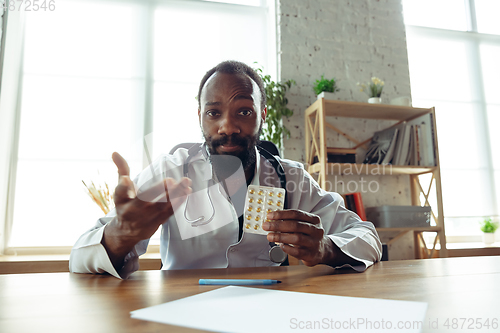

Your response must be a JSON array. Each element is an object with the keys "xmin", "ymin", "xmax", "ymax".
[{"xmin": 1, "ymin": 256, "xmax": 500, "ymax": 332}]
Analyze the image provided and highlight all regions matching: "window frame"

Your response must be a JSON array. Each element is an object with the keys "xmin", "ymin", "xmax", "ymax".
[
  {"xmin": 404, "ymin": 0, "xmax": 500, "ymax": 244},
  {"xmin": 1, "ymin": 0, "xmax": 276, "ymax": 255}
]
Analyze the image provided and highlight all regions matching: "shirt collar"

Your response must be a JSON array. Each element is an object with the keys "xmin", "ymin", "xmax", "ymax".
[
  {"xmin": 250, "ymin": 146, "xmax": 261, "ymax": 186},
  {"xmin": 199, "ymin": 144, "xmax": 262, "ymax": 184}
]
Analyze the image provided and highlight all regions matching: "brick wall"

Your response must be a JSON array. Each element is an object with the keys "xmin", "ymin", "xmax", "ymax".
[{"xmin": 278, "ymin": 0, "xmax": 412, "ymax": 206}]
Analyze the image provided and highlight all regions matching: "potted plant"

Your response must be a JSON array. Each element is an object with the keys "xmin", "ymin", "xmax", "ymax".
[
  {"xmin": 313, "ymin": 75, "xmax": 339, "ymax": 100},
  {"xmin": 357, "ymin": 77, "xmax": 384, "ymax": 104},
  {"xmin": 255, "ymin": 66, "xmax": 295, "ymax": 150},
  {"xmin": 480, "ymin": 218, "xmax": 498, "ymax": 245}
]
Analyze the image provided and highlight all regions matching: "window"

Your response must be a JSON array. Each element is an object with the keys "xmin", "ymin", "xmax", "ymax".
[
  {"xmin": 3, "ymin": 0, "xmax": 275, "ymax": 251},
  {"xmin": 402, "ymin": 0, "xmax": 468, "ymax": 31},
  {"xmin": 403, "ymin": 0, "xmax": 500, "ymax": 242}
]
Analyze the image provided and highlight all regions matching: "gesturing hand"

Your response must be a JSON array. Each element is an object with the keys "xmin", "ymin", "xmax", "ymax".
[
  {"xmin": 103, "ymin": 152, "xmax": 192, "ymax": 269},
  {"xmin": 262, "ymin": 209, "xmax": 335, "ymax": 267}
]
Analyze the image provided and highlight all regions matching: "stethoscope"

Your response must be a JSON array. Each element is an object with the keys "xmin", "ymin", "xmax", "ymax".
[{"xmin": 181, "ymin": 143, "xmax": 289, "ymax": 264}]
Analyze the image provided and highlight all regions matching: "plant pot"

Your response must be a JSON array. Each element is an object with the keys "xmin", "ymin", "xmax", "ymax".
[
  {"xmin": 482, "ymin": 232, "xmax": 496, "ymax": 245},
  {"xmin": 317, "ymin": 91, "xmax": 336, "ymax": 100},
  {"xmin": 368, "ymin": 97, "xmax": 382, "ymax": 104}
]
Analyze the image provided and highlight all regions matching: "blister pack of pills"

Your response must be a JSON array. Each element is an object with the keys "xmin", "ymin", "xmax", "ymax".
[{"xmin": 243, "ymin": 185, "xmax": 286, "ymax": 235}]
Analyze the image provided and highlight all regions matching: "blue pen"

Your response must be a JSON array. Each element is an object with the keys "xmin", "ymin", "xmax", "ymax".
[{"xmin": 199, "ymin": 279, "xmax": 281, "ymax": 285}]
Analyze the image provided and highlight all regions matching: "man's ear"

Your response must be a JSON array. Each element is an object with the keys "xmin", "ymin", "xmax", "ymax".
[
  {"xmin": 261, "ymin": 107, "xmax": 267, "ymax": 123},
  {"xmin": 198, "ymin": 109, "xmax": 201, "ymax": 122}
]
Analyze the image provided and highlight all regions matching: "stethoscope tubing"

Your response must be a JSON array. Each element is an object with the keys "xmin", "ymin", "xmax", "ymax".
[{"xmin": 180, "ymin": 143, "xmax": 288, "ymax": 264}]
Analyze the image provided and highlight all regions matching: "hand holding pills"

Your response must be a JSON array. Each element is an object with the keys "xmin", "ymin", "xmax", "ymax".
[
  {"xmin": 243, "ymin": 185, "xmax": 340, "ymax": 267},
  {"xmin": 243, "ymin": 185, "xmax": 286, "ymax": 236},
  {"xmin": 262, "ymin": 209, "xmax": 336, "ymax": 267}
]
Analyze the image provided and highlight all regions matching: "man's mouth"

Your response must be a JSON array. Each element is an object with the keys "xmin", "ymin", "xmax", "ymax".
[
  {"xmin": 218, "ymin": 143, "xmax": 243, "ymax": 153},
  {"xmin": 211, "ymin": 135, "xmax": 248, "ymax": 154}
]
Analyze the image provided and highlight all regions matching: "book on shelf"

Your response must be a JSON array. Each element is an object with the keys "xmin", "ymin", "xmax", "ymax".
[
  {"xmin": 363, "ymin": 126, "xmax": 400, "ymax": 164},
  {"xmin": 419, "ymin": 123, "xmax": 428, "ymax": 166},
  {"xmin": 405, "ymin": 125, "xmax": 414, "ymax": 166},
  {"xmin": 362, "ymin": 111, "xmax": 437, "ymax": 167},
  {"xmin": 344, "ymin": 194, "xmax": 356, "ymax": 212},
  {"xmin": 429, "ymin": 112, "xmax": 437, "ymax": 165},
  {"xmin": 344, "ymin": 192, "xmax": 366, "ymax": 221},
  {"xmin": 406, "ymin": 113, "xmax": 436, "ymax": 167},
  {"xmin": 393, "ymin": 121, "xmax": 409, "ymax": 165},
  {"xmin": 408, "ymin": 124, "xmax": 423, "ymax": 166},
  {"xmin": 414, "ymin": 124, "xmax": 421, "ymax": 166},
  {"xmin": 381, "ymin": 129, "xmax": 399, "ymax": 164}
]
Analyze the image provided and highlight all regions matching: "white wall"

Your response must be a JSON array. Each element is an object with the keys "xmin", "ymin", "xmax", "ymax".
[
  {"xmin": 278, "ymin": 0, "xmax": 413, "ymax": 206},
  {"xmin": 0, "ymin": 9, "xmax": 4, "ymax": 58}
]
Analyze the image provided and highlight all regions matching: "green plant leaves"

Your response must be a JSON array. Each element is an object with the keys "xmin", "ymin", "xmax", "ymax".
[
  {"xmin": 313, "ymin": 75, "xmax": 339, "ymax": 95},
  {"xmin": 255, "ymin": 65, "xmax": 295, "ymax": 150},
  {"xmin": 480, "ymin": 218, "xmax": 499, "ymax": 233}
]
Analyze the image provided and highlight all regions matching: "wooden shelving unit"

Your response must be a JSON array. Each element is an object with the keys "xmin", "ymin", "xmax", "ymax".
[
  {"xmin": 307, "ymin": 163, "xmax": 437, "ymax": 176},
  {"xmin": 305, "ymin": 99, "xmax": 448, "ymax": 258}
]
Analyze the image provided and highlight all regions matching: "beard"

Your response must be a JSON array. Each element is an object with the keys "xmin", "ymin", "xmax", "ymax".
[{"xmin": 203, "ymin": 124, "xmax": 262, "ymax": 180}]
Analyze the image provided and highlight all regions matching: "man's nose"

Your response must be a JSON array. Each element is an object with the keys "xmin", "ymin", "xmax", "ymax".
[{"xmin": 218, "ymin": 115, "xmax": 240, "ymax": 136}]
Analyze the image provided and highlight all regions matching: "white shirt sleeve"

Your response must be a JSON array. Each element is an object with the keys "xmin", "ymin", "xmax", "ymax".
[
  {"xmin": 69, "ymin": 154, "xmax": 167, "ymax": 279},
  {"xmin": 69, "ymin": 213, "xmax": 148, "ymax": 279},
  {"xmin": 326, "ymin": 202, "xmax": 383, "ymax": 272},
  {"xmin": 282, "ymin": 159, "xmax": 383, "ymax": 271}
]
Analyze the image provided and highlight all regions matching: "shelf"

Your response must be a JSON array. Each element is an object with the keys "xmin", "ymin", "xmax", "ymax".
[
  {"xmin": 376, "ymin": 226, "xmax": 442, "ymax": 232},
  {"xmin": 304, "ymin": 99, "xmax": 447, "ymax": 258},
  {"xmin": 307, "ymin": 163, "xmax": 437, "ymax": 176},
  {"xmin": 305, "ymin": 99, "xmax": 430, "ymax": 120},
  {"xmin": 436, "ymin": 243, "xmax": 500, "ymax": 258}
]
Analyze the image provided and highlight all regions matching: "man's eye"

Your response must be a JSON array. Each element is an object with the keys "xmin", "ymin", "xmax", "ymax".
[
  {"xmin": 206, "ymin": 110, "xmax": 219, "ymax": 117},
  {"xmin": 239, "ymin": 110, "xmax": 253, "ymax": 116}
]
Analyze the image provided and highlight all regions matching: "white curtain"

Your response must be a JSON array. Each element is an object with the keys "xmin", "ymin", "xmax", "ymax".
[{"xmin": 0, "ymin": 10, "xmax": 25, "ymax": 254}]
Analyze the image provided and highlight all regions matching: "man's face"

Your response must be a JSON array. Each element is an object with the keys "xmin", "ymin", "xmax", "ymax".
[{"xmin": 198, "ymin": 72, "xmax": 266, "ymax": 170}]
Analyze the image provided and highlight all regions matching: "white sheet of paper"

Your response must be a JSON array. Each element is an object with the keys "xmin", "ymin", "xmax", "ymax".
[{"xmin": 130, "ymin": 286, "xmax": 428, "ymax": 333}]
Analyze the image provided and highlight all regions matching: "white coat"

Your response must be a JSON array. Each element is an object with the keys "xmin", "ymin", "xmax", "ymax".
[{"xmin": 69, "ymin": 147, "xmax": 382, "ymax": 279}]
